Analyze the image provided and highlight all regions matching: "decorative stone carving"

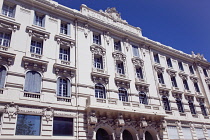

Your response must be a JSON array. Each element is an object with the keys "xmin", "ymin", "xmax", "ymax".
[
  {"xmin": 42, "ymin": 107, "xmax": 54, "ymax": 123},
  {"xmin": 166, "ymin": 69, "xmax": 176, "ymax": 76},
  {"xmin": 185, "ymin": 95, "xmax": 194, "ymax": 101},
  {"xmin": 90, "ymin": 45, "xmax": 106, "ymax": 56},
  {"xmin": 205, "ymin": 78, "xmax": 210, "ymax": 85},
  {"xmin": 0, "ymin": 17, "xmax": 20, "ymax": 32},
  {"xmin": 172, "ymin": 92, "xmax": 182, "ymax": 99},
  {"xmin": 196, "ymin": 97, "xmax": 204, "ymax": 103},
  {"xmin": 26, "ymin": 26, "xmax": 50, "ymax": 40},
  {"xmin": 54, "ymin": 63, "xmax": 76, "ymax": 78},
  {"xmin": 55, "ymin": 35, "xmax": 75, "ymax": 48},
  {"xmin": 175, "ymin": 121, "xmax": 182, "ymax": 130},
  {"xmin": 135, "ymin": 81, "xmax": 149, "ymax": 92},
  {"xmin": 88, "ymin": 111, "xmax": 98, "ymax": 126},
  {"xmin": 0, "ymin": 51, "xmax": 16, "ymax": 66},
  {"xmin": 115, "ymin": 114, "xmax": 125, "ymax": 127},
  {"xmin": 190, "ymin": 76, "xmax": 198, "ymax": 82},
  {"xmin": 4, "ymin": 102, "xmax": 19, "ymax": 121},
  {"xmin": 160, "ymin": 119, "xmax": 167, "ymax": 130},
  {"xmin": 22, "ymin": 56, "xmax": 48, "ymax": 72},
  {"xmin": 154, "ymin": 65, "xmax": 164, "ymax": 73},
  {"xmin": 132, "ymin": 57, "xmax": 144, "ymax": 67},
  {"xmin": 104, "ymin": 31, "xmax": 111, "ymax": 45},
  {"xmin": 91, "ymin": 73, "xmax": 109, "ymax": 84},
  {"xmin": 140, "ymin": 117, "xmax": 148, "ymax": 128},
  {"xmin": 192, "ymin": 51, "xmax": 207, "ymax": 61},
  {"xmin": 112, "ymin": 51, "xmax": 126, "ymax": 62},
  {"xmin": 84, "ymin": 23, "xmax": 89, "ymax": 38},
  {"xmin": 179, "ymin": 72, "xmax": 188, "ymax": 80},
  {"xmin": 189, "ymin": 122, "xmax": 195, "ymax": 131},
  {"xmin": 115, "ymin": 76, "xmax": 130, "ymax": 88},
  {"xmin": 123, "ymin": 38, "xmax": 129, "ymax": 51}
]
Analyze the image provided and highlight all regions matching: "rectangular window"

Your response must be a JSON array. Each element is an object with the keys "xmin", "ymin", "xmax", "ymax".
[
  {"xmin": 94, "ymin": 56, "xmax": 103, "ymax": 69},
  {"xmin": 59, "ymin": 47, "xmax": 70, "ymax": 61},
  {"xmin": 16, "ymin": 114, "xmax": 41, "ymax": 136},
  {"xmin": 189, "ymin": 65, "xmax": 194, "ymax": 74},
  {"xmin": 158, "ymin": 73, "xmax": 164, "ymax": 84},
  {"xmin": 93, "ymin": 33, "xmax": 101, "ymax": 45},
  {"xmin": 2, "ymin": 4, "xmax": 15, "ymax": 18},
  {"xmin": 154, "ymin": 53, "xmax": 160, "ymax": 63},
  {"xmin": 117, "ymin": 62, "xmax": 124, "ymax": 74},
  {"xmin": 182, "ymin": 127, "xmax": 192, "ymax": 139},
  {"xmin": 183, "ymin": 80, "xmax": 189, "ymax": 90},
  {"xmin": 171, "ymin": 77, "xmax": 178, "ymax": 87},
  {"xmin": 136, "ymin": 67, "xmax": 143, "ymax": 79},
  {"xmin": 34, "ymin": 12, "xmax": 45, "ymax": 27},
  {"xmin": 178, "ymin": 62, "xmax": 184, "ymax": 71},
  {"xmin": 60, "ymin": 22, "xmax": 70, "ymax": 36},
  {"xmin": 53, "ymin": 117, "xmax": 73, "ymax": 136},
  {"xmin": 194, "ymin": 82, "xmax": 200, "ymax": 92},
  {"xmin": 114, "ymin": 40, "xmax": 121, "ymax": 51},
  {"xmin": 203, "ymin": 69, "xmax": 208, "ymax": 77},
  {"xmin": 189, "ymin": 101, "xmax": 196, "ymax": 114},
  {"xmin": 30, "ymin": 40, "xmax": 43, "ymax": 55},
  {"xmin": 195, "ymin": 128, "xmax": 205, "ymax": 139},
  {"xmin": 0, "ymin": 32, "xmax": 11, "ymax": 47},
  {"xmin": 132, "ymin": 45, "xmax": 139, "ymax": 57},
  {"xmin": 167, "ymin": 58, "xmax": 173, "ymax": 68},
  {"xmin": 167, "ymin": 126, "xmax": 179, "ymax": 139}
]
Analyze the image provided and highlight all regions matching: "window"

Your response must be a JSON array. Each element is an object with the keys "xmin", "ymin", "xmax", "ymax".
[
  {"xmin": 176, "ymin": 98, "xmax": 184, "ymax": 113},
  {"xmin": 30, "ymin": 40, "xmax": 43, "ymax": 55},
  {"xmin": 60, "ymin": 22, "xmax": 70, "ymax": 36},
  {"xmin": 194, "ymin": 82, "xmax": 200, "ymax": 92},
  {"xmin": 162, "ymin": 96, "xmax": 170, "ymax": 111},
  {"xmin": 59, "ymin": 47, "xmax": 70, "ymax": 61},
  {"xmin": 114, "ymin": 40, "xmax": 121, "ymax": 51},
  {"xmin": 167, "ymin": 58, "xmax": 173, "ymax": 68},
  {"xmin": 178, "ymin": 62, "xmax": 184, "ymax": 71},
  {"xmin": 183, "ymin": 80, "xmax": 189, "ymax": 90},
  {"xmin": 207, "ymin": 129, "xmax": 210, "ymax": 138},
  {"xmin": 95, "ymin": 84, "xmax": 106, "ymax": 99},
  {"xmin": 93, "ymin": 33, "xmax": 101, "ymax": 45},
  {"xmin": 118, "ymin": 88, "xmax": 128, "ymax": 102},
  {"xmin": 24, "ymin": 71, "xmax": 41, "ymax": 93},
  {"xmin": 200, "ymin": 103, "xmax": 207, "ymax": 116},
  {"xmin": 189, "ymin": 65, "xmax": 194, "ymax": 74},
  {"xmin": 33, "ymin": 12, "xmax": 45, "ymax": 27},
  {"xmin": 117, "ymin": 61, "xmax": 124, "ymax": 74},
  {"xmin": 182, "ymin": 127, "xmax": 192, "ymax": 139},
  {"xmin": 188, "ymin": 100, "xmax": 196, "ymax": 115},
  {"xmin": 2, "ymin": 3, "xmax": 15, "ymax": 18},
  {"xmin": 158, "ymin": 73, "xmax": 164, "ymax": 84},
  {"xmin": 0, "ymin": 66, "xmax": 6, "ymax": 89},
  {"xmin": 154, "ymin": 53, "xmax": 160, "ymax": 63},
  {"xmin": 195, "ymin": 128, "xmax": 205, "ymax": 139},
  {"xmin": 57, "ymin": 78, "xmax": 70, "ymax": 97},
  {"xmin": 203, "ymin": 69, "xmax": 208, "ymax": 77},
  {"xmin": 16, "ymin": 114, "xmax": 41, "ymax": 136},
  {"xmin": 139, "ymin": 91, "xmax": 148, "ymax": 104},
  {"xmin": 132, "ymin": 45, "xmax": 139, "ymax": 57},
  {"xmin": 0, "ymin": 32, "xmax": 11, "ymax": 47},
  {"xmin": 167, "ymin": 126, "xmax": 179, "ymax": 139},
  {"xmin": 136, "ymin": 67, "xmax": 143, "ymax": 79},
  {"xmin": 171, "ymin": 76, "xmax": 178, "ymax": 87},
  {"xmin": 94, "ymin": 56, "xmax": 103, "ymax": 69},
  {"xmin": 53, "ymin": 117, "xmax": 73, "ymax": 136}
]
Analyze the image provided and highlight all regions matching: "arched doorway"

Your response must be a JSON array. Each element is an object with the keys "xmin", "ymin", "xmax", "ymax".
[
  {"xmin": 96, "ymin": 128, "xmax": 110, "ymax": 140},
  {"xmin": 145, "ymin": 131, "xmax": 153, "ymax": 140},
  {"xmin": 123, "ymin": 129, "xmax": 133, "ymax": 140}
]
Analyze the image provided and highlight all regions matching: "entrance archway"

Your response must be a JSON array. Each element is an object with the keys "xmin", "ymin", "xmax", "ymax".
[
  {"xmin": 123, "ymin": 129, "xmax": 133, "ymax": 140},
  {"xmin": 145, "ymin": 131, "xmax": 153, "ymax": 140},
  {"xmin": 96, "ymin": 128, "xmax": 110, "ymax": 140}
]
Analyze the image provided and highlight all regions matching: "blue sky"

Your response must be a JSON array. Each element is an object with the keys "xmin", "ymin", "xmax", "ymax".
[{"xmin": 54, "ymin": 0, "xmax": 210, "ymax": 61}]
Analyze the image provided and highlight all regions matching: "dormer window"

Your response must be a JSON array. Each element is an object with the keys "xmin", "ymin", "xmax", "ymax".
[
  {"xmin": 114, "ymin": 40, "xmax": 121, "ymax": 51},
  {"xmin": 2, "ymin": 3, "xmax": 15, "ymax": 18},
  {"xmin": 93, "ymin": 33, "xmax": 101, "ymax": 45}
]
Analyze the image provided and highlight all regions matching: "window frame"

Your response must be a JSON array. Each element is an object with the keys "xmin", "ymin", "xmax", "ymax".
[
  {"xmin": 194, "ymin": 82, "xmax": 200, "ymax": 92},
  {"xmin": 157, "ymin": 73, "xmax": 165, "ymax": 84},
  {"xmin": 183, "ymin": 79, "xmax": 189, "ymax": 90},
  {"xmin": 136, "ymin": 67, "xmax": 144, "ymax": 79},
  {"xmin": 2, "ymin": 3, "xmax": 15, "ymax": 18},
  {"xmin": 203, "ymin": 69, "xmax": 208, "ymax": 77},
  {"xmin": 94, "ymin": 55, "xmax": 103, "ymax": 69},
  {"xmin": 166, "ymin": 58, "xmax": 173, "ymax": 68},
  {"xmin": 189, "ymin": 65, "xmax": 194, "ymax": 74},
  {"xmin": 162, "ymin": 96, "xmax": 170, "ymax": 111},
  {"xmin": 57, "ymin": 77, "xmax": 71, "ymax": 97},
  {"xmin": 139, "ymin": 91, "xmax": 148, "ymax": 105},
  {"xmin": 118, "ymin": 88, "xmax": 128, "ymax": 102},
  {"xmin": 0, "ymin": 65, "xmax": 7, "ymax": 89},
  {"xmin": 200, "ymin": 103, "xmax": 207, "ymax": 116},
  {"xmin": 33, "ymin": 12, "xmax": 45, "ymax": 27},
  {"xmin": 176, "ymin": 98, "xmax": 184, "ymax": 113},
  {"xmin": 178, "ymin": 62, "xmax": 184, "ymax": 71},
  {"xmin": 0, "ymin": 31, "xmax": 11, "ymax": 47},
  {"xmin": 24, "ymin": 71, "xmax": 42, "ymax": 93},
  {"xmin": 116, "ymin": 61, "xmax": 125, "ymax": 75},
  {"xmin": 93, "ymin": 33, "xmax": 101, "ymax": 45},
  {"xmin": 132, "ymin": 45, "xmax": 140, "ymax": 57},
  {"xmin": 114, "ymin": 40, "xmax": 121, "ymax": 51},
  {"xmin": 53, "ymin": 117, "xmax": 73, "ymax": 136},
  {"xmin": 188, "ymin": 100, "xmax": 196, "ymax": 115},
  {"xmin": 30, "ymin": 39, "xmax": 43, "ymax": 55},
  {"xmin": 59, "ymin": 46, "xmax": 70, "ymax": 61},
  {"xmin": 95, "ymin": 83, "xmax": 106, "ymax": 99},
  {"xmin": 154, "ymin": 53, "xmax": 160, "ymax": 63},
  {"xmin": 171, "ymin": 76, "xmax": 178, "ymax": 87}
]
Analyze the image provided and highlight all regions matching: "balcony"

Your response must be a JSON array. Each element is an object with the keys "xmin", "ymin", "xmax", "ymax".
[
  {"xmin": 20, "ymin": 92, "xmax": 41, "ymax": 101},
  {"xmin": 87, "ymin": 96, "xmax": 165, "ymax": 116}
]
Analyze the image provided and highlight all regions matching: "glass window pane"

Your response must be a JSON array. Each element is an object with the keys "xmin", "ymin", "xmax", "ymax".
[
  {"xmin": 16, "ymin": 115, "xmax": 41, "ymax": 136},
  {"xmin": 53, "ymin": 117, "xmax": 73, "ymax": 136},
  {"xmin": 167, "ymin": 126, "xmax": 179, "ymax": 139}
]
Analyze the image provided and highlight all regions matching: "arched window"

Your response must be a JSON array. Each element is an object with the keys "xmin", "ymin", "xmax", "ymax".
[
  {"xmin": 200, "ymin": 103, "xmax": 207, "ymax": 116},
  {"xmin": 118, "ymin": 88, "xmax": 128, "ymax": 102},
  {"xmin": 123, "ymin": 129, "xmax": 133, "ymax": 140},
  {"xmin": 139, "ymin": 91, "xmax": 148, "ymax": 105},
  {"xmin": 24, "ymin": 71, "xmax": 41, "ymax": 93},
  {"xmin": 188, "ymin": 100, "xmax": 196, "ymax": 114},
  {"xmin": 0, "ymin": 66, "xmax": 6, "ymax": 88},
  {"xmin": 95, "ymin": 84, "xmax": 105, "ymax": 99},
  {"xmin": 176, "ymin": 98, "xmax": 184, "ymax": 113},
  {"xmin": 162, "ymin": 96, "xmax": 170, "ymax": 111},
  {"xmin": 57, "ymin": 78, "xmax": 70, "ymax": 97}
]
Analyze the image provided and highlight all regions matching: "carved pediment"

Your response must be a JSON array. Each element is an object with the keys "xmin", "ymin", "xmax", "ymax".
[
  {"xmin": 154, "ymin": 64, "xmax": 164, "ymax": 73},
  {"xmin": 205, "ymin": 77, "xmax": 210, "ymax": 85},
  {"xmin": 166, "ymin": 68, "xmax": 177, "ymax": 76},
  {"xmin": 190, "ymin": 75, "xmax": 198, "ymax": 82},
  {"xmin": 22, "ymin": 56, "xmax": 48, "ymax": 72},
  {"xmin": 0, "ymin": 50, "xmax": 15, "ymax": 65},
  {"xmin": 112, "ymin": 51, "xmax": 126, "ymax": 62},
  {"xmin": 184, "ymin": 95, "xmax": 194, "ymax": 101},
  {"xmin": 91, "ymin": 71, "xmax": 109, "ymax": 84},
  {"xmin": 158, "ymin": 86, "xmax": 170, "ymax": 96},
  {"xmin": 55, "ymin": 34, "xmax": 75, "ymax": 47},
  {"xmin": 132, "ymin": 57, "xmax": 144, "ymax": 67},
  {"xmin": 115, "ymin": 76, "xmax": 131, "ymax": 88},
  {"xmin": 54, "ymin": 63, "xmax": 76, "ymax": 78},
  {"xmin": 172, "ymin": 92, "xmax": 182, "ymax": 99},
  {"xmin": 179, "ymin": 72, "xmax": 188, "ymax": 80},
  {"xmin": 135, "ymin": 78, "xmax": 149, "ymax": 92},
  {"xmin": 90, "ymin": 44, "xmax": 106, "ymax": 56},
  {"xmin": 26, "ymin": 26, "xmax": 50, "ymax": 40},
  {"xmin": 0, "ymin": 16, "xmax": 20, "ymax": 31}
]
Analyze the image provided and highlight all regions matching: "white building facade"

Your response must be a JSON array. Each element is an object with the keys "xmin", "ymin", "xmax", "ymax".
[{"xmin": 0, "ymin": 0, "xmax": 210, "ymax": 139}]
